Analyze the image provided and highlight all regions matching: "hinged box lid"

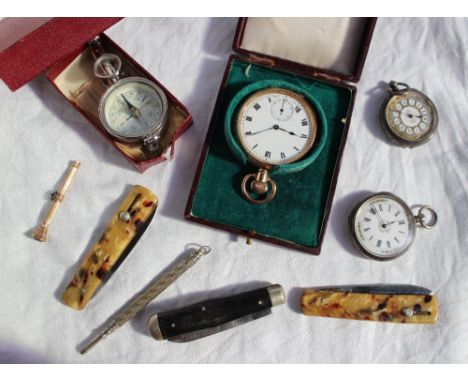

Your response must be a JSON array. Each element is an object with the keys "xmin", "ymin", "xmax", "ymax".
[
  {"xmin": 233, "ymin": 17, "xmax": 376, "ymax": 83},
  {"xmin": 0, "ymin": 17, "xmax": 122, "ymax": 91}
]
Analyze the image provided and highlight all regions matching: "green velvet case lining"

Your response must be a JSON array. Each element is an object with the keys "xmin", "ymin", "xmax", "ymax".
[
  {"xmin": 224, "ymin": 79, "xmax": 329, "ymax": 176},
  {"xmin": 189, "ymin": 59, "xmax": 352, "ymax": 248}
]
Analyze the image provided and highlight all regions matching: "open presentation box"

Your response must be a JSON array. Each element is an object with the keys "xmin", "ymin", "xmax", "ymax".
[
  {"xmin": 185, "ymin": 18, "xmax": 377, "ymax": 255},
  {"xmin": 0, "ymin": 18, "xmax": 192, "ymax": 172}
]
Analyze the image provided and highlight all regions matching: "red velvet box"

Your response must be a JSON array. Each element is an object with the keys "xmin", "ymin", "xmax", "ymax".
[{"xmin": 0, "ymin": 18, "xmax": 193, "ymax": 172}]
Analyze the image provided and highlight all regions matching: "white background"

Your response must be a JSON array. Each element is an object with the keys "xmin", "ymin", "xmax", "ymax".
[{"xmin": 0, "ymin": 17, "xmax": 467, "ymax": 364}]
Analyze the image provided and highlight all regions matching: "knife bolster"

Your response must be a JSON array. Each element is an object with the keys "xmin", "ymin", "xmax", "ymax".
[
  {"xmin": 148, "ymin": 314, "xmax": 163, "ymax": 341},
  {"xmin": 268, "ymin": 284, "xmax": 285, "ymax": 307}
]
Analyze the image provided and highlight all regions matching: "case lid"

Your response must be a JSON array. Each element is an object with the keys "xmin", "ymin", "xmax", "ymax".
[
  {"xmin": 0, "ymin": 17, "xmax": 122, "ymax": 91},
  {"xmin": 233, "ymin": 17, "xmax": 376, "ymax": 83}
]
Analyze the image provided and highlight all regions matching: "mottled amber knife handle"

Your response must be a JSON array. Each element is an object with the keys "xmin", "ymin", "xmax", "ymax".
[
  {"xmin": 62, "ymin": 185, "xmax": 158, "ymax": 310},
  {"xmin": 301, "ymin": 289, "xmax": 438, "ymax": 324}
]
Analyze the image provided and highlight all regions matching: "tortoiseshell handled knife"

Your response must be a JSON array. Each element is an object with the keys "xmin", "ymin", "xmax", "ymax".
[
  {"xmin": 148, "ymin": 284, "xmax": 285, "ymax": 342},
  {"xmin": 62, "ymin": 185, "xmax": 157, "ymax": 310},
  {"xmin": 301, "ymin": 284, "xmax": 438, "ymax": 324}
]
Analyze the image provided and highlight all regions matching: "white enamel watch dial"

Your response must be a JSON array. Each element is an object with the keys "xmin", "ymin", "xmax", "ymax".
[
  {"xmin": 99, "ymin": 77, "xmax": 168, "ymax": 145},
  {"xmin": 381, "ymin": 81, "xmax": 438, "ymax": 146},
  {"xmin": 233, "ymin": 87, "xmax": 319, "ymax": 204},
  {"xmin": 236, "ymin": 88, "xmax": 318, "ymax": 167},
  {"xmin": 349, "ymin": 192, "xmax": 437, "ymax": 261}
]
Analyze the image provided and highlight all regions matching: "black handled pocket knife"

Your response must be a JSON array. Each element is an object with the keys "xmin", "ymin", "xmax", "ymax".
[{"xmin": 147, "ymin": 284, "xmax": 285, "ymax": 342}]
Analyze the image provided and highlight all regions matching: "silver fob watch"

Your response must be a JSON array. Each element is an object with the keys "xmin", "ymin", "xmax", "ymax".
[
  {"xmin": 380, "ymin": 81, "xmax": 438, "ymax": 147},
  {"xmin": 90, "ymin": 40, "xmax": 169, "ymax": 152},
  {"xmin": 349, "ymin": 192, "xmax": 437, "ymax": 261}
]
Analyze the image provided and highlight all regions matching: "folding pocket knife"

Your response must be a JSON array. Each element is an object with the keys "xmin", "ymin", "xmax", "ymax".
[
  {"xmin": 147, "ymin": 284, "xmax": 285, "ymax": 342},
  {"xmin": 301, "ymin": 284, "xmax": 438, "ymax": 324},
  {"xmin": 62, "ymin": 185, "xmax": 157, "ymax": 310}
]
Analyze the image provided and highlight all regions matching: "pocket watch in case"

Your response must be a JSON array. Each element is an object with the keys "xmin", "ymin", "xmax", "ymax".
[
  {"xmin": 349, "ymin": 192, "xmax": 437, "ymax": 261},
  {"xmin": 90, "ymin": 41, "xmax": 169, "ymax": 152},
  {"xmin": 380, "ymin": 81, "xmax": 438, "ymax": 147},
  {"xmin": 237, "ymin": 88, "xmax": 318, "ymax": 203},
  {"xmin": 226, "ymin": 84, "xmax": 327, "ymax": 205}
]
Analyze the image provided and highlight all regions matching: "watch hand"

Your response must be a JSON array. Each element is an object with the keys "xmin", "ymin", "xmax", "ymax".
[
  {"xmin": 121, "ymin": 95, "xmax": 141, "ymax": 119},
  {"xmin": 117, "ymin": 114, "xmax": 133, "ymax": 129},
  {"xmin": 249, "ymin": 124, "xmax": 307, "ymax": 137},
  {"xmin": 280, "ymin": 97, "xmax": 286, "ymax": 114},
  {"xmin": 249, "ymin": 126, "xmax": 276, "ymax": 136},
  {"xmin": 138, "ymin": 115, "xmax": 150, "ymax": 130},
  {"xmin": 406, "ymin": 112, "xmax": 421, "ymax": 119},
  {"xmin": 375, "ymin": 211, "xmax": 385, "ymax": 225},
  {"xmin": 276, "ymin": 126, "xmax": 307, "ymax": 138},
  {"xmin": 121, "ymin": 94, "xmax": 135, "ymax": 110}
]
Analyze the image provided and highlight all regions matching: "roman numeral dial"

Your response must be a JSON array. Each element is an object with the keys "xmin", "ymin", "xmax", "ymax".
[
  {"xmin": 236, "ymin": 88, "xmax": 318, "ymax": 166},
  {"xmin": 351, "ymin": 193, "xmax": 417, "ymax": 260}
]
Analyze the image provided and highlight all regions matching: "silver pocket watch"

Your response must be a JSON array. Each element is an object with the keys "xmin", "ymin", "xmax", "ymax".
[
  {"xmin": 349, "ymin": 192, "xmax": 437, "ymax": 261},
  {"xmin": 90, "ymin": 41, "xmax": 169, "ymax": 152},
  {"xmin": 380, "ymin": 81, "xmax": 438, "ymax": 147}
]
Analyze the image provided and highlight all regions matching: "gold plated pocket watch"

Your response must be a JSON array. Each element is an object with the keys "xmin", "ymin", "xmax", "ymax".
[
  {"xmin": 235, "ymin": 88, "xmax": 319, "ymax": 204},
  {"xmin": 349, "ymin": 192, "xmax": 437, "ymax": 261},
  {"xmin": 90, "ymin": 40, "xmax": 169, "ymax": 152},
  {"xmin": 380, "ymin": 81, "xmax": 438, "ymax": 147}
]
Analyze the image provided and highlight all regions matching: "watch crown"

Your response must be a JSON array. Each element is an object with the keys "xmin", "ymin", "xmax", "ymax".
[
  {"xmin": 250, "ymin": 169, "xmax": 271, "ymax": 195},
  {"xmin": 143, "ymin": 136, "xmax": 161, "ymax": 152},
  {"xmin": 251, "ymin": 179, "xmax": 269, "ymax": 195}
]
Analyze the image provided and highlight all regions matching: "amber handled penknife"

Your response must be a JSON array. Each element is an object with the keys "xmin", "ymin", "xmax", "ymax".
[
  {"xmin": 301, "ymin": 284, "xmax": 438, "ymax": 324},
  {"xmin": 63, "ymin": 185, "xmax": 158, "ymax": 310}
]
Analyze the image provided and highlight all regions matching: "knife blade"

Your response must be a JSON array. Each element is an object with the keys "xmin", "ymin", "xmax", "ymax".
[
  {"xmin": 147, "ymin": 284, "xmax": 285, "ymax": 342},
  {"xmin": 309, "ymin": 284, "xmax": 433, "ymax": 295},
  {"xmin": 301, "ymin": 284, "xmax": 438, "ymax": 324}
]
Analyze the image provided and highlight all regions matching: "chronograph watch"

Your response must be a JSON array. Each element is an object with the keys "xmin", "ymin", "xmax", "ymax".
[
  {"xmin": 380, "ymin": 81, "xmax": 438, "ymax": 147},
  {"xmin": 349, "ymin": 192, "xmax": 437, "ymax": 261},
  {"xmin": 225, "ymin": 85, "xmax": 327, "ymax": 205},
  {"xmin": 92, "ymin": 50, "xmax": 168, "ymax": 152}
]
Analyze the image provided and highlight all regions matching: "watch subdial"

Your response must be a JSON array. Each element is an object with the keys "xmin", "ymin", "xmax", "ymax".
[{"xmin": 271, "ymin": 97, "xmax": 294, "ymax": 121}]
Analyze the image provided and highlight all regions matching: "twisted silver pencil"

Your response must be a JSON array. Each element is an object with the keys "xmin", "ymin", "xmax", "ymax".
[{"xmin": 79, "ymin": 245, "xmax": 211, "ymax": 354}]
